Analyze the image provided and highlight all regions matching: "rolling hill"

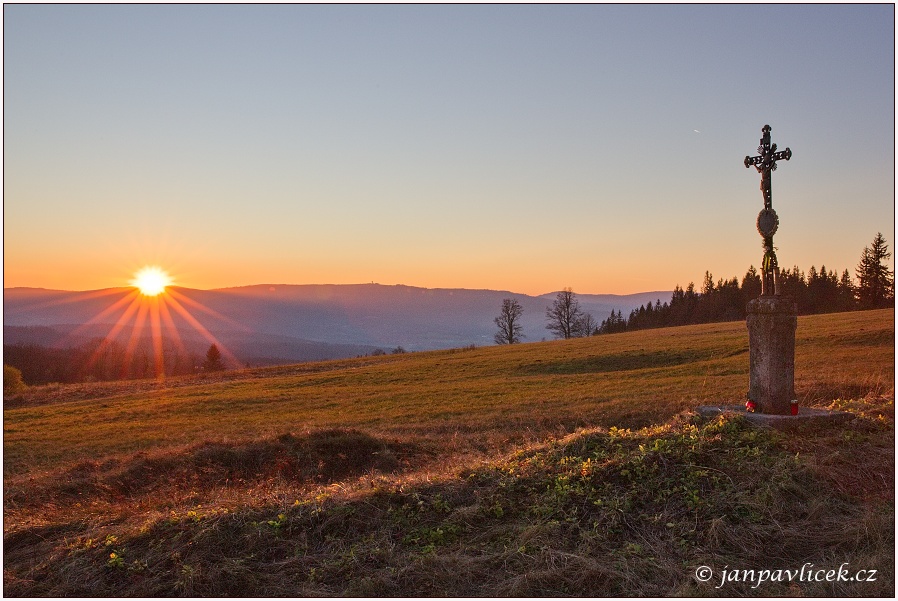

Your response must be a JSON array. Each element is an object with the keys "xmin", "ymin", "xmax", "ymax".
[{"xmin": 3, "ymin": 284, "xmax": 669, "ymax": 362}]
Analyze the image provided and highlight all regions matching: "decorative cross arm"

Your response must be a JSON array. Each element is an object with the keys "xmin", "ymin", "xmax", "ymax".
[
  {"xmin": 744, "ymin": 124, "xmax": 792, "ymax": 172},
  {"xmin": 744, "ymin": 146, "xmax": 792, "ymax": 171}
]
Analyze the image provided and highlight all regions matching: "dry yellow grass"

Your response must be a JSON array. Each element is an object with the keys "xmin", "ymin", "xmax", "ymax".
[
  {"xmin": 6, "ymin": 309, "xmax": 892, "ymax": 473},
  {"xmin": 3, "ymin": 309, "xmax": 894, "ymax": 596}
]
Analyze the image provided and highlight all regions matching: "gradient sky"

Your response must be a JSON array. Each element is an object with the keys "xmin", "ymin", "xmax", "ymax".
[{"xmin": 4, "ymin": 4, "xmax": 894, "ymax": 295}]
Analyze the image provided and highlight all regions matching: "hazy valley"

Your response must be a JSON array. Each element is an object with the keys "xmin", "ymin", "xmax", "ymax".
[{"xmin": 4, "ymin": 284, "xmax": 668, "ymax": 364}]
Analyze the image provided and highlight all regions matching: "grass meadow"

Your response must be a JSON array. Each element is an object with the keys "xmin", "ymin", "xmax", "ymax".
[{"xmin": 3, "ymin": 309, "xmax": 894, "ymax": 596}]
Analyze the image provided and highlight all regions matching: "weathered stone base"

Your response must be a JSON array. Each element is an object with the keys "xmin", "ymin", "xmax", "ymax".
[
  {"xmin": 696, "ymin": 405, "xmax": 854, "ymax": 432},
  {"xmin": 746, "ymin": 296, "xmax": 797, "ymax": 415}
]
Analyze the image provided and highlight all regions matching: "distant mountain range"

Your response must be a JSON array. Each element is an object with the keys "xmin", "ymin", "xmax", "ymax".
[{"xmin": 4, "ymin": 284, "xmax": 670, "ymax": 364}]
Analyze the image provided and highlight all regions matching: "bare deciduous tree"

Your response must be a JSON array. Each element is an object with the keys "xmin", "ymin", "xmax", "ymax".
[
  {"xmin": 545, "ymin": 288, "xmax": 583, "ymax": 340},
  {"xmin": 494, "ymin": 298, "xmax": 525, "ymax": 345},
  {"xmin": 574, "ymin": 312, "xmax": 598, "ymax": 337}
]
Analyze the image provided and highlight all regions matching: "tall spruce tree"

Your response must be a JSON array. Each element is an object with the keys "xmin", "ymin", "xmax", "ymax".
[{"xmin": 856, "ymin": 232, "xmax": 895, "ymax": 309}]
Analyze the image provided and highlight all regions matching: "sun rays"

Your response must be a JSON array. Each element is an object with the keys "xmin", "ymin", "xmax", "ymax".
[{"xmin": 49, "ymin": 267, "xmax": 242, "ymax": 381}]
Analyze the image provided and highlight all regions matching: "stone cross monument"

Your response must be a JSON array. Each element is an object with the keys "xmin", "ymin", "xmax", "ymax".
[{"xmin": 743, "ymin": 125, "xmax": 797, "ymax": 415}]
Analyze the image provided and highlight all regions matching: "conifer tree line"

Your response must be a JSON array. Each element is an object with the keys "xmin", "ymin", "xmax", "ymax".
[
  {"xmin": 3, "ymin": 340, "xmax": 227, "ymax": 387},
  {"xmin": 496, "ymin": 233, "xmax": 894, "ymax": 343},
  {"xmin": 598, "ymin": 232, "xmax": 893, "ymax": 335}
]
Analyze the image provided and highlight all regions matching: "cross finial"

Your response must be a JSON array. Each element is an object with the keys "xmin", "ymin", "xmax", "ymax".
[
  {"xmin": 744, "ymin": 124, "xmax": 792, "ymax": 210},
  {"xmin": 745, "ymin": 125, "xmax": 792, "ymax": 296}
]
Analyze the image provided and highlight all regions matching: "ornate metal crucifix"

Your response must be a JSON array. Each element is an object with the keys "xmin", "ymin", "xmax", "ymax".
[{"xmin": 744, "ymin": 124, "xmax": 792, "ymax": 295}]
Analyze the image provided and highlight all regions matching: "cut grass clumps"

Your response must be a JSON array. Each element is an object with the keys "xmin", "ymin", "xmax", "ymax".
[{"xmin": 7, "ymin": 400, "xmax": 891, "ymax": 596}]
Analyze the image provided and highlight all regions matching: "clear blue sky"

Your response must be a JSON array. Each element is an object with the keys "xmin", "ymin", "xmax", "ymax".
[{"xmin": 4, "ymin": 4, "xmax": 894, "ymax": 294}]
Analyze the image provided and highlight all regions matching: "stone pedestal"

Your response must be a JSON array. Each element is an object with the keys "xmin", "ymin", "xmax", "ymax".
[{"xmin": 746, "ymin": 296, "xmax": 797, "ymax": 415}]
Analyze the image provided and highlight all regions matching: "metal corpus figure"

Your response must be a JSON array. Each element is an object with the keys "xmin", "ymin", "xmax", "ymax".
[{"xmin": 744, "ymin": 125, "xmax": 792, "ymax": 296}]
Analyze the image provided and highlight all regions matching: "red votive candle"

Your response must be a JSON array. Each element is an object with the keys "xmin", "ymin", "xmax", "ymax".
[{"xmin": 790, "ymin": 400, "xmax": 798, "ymax": 416}]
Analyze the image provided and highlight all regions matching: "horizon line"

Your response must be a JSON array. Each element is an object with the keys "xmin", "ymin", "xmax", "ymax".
[{"xmin": 3, "ymin": 282, "xmax": 674, "ymax": 298}]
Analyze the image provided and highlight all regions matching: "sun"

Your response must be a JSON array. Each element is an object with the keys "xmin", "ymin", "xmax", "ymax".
[{"xmin": 131, "ymin": 266, "xmax": 172, "ymax": 296}]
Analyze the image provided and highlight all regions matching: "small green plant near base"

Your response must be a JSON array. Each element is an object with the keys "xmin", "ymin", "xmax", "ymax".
[
  {"xmin": 67, "ymin": 537, "xmax": 96, "ymax": 556},
  {"xmin": 429, "ymin": 493, "xmax": 451, "ymax": 514},
  {"xmin": 107, "ymin": 550, "xmax": 125, "ymax": 569},
  {"xmin": 403, "ymin": 523, "xmax": 461, "ymax": 553},
  {"xmin": 266, "ymin": 513, "xmax": 287, "ymax": 533}
]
